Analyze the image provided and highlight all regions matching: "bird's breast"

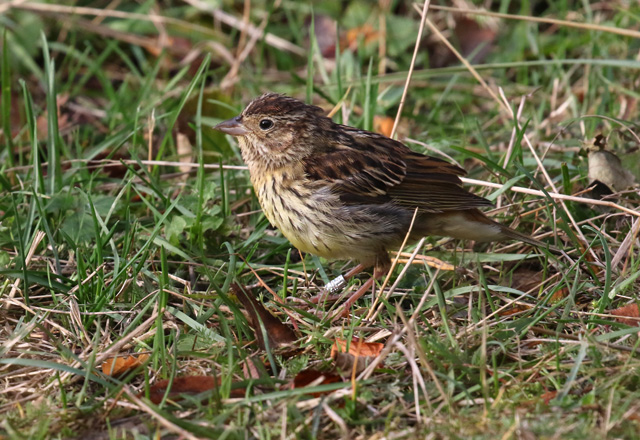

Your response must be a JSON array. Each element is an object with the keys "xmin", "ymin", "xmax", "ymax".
[
  {"xmin": 250, "ymin": 167, "xmax": 341, "ymax": 259},
  {"xmin": 248, "ymin": 165, "xmax": 409, "ymax": 263}
]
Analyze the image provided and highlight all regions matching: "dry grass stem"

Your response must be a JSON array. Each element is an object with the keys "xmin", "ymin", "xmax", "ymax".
[
  {"xmin": 391, "ymin": 0, "xmax": 431, "ymax": 139},
  {"xmin": 184, "ymin": 0, "xmax": 305, "ymax": 56},
  {"xmin": 4, "ymin": 231, "xmax": 46, "ymax": 307},
  {"xmin": 430, "ymin": 4, "xmax": 640, "ymax": 39}
]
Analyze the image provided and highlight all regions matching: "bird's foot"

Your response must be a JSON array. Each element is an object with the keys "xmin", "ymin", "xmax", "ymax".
[{"xmin": 329, "ymin": 277, "xmax": 376, "ymax": 322}]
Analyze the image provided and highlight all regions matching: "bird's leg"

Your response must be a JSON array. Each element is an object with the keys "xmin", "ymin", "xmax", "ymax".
[
  {"xmin": 330, "ymin": 254, "xmax": 391, "ymax": 322},
  {"xmin": 344, "ymin": 263, "xmax": 369, "ymax": 280},
  {"xmin": 324, "ymin": 263, "xmax": 368, "ymax": 293},
  {"xmin": 310, "ymin": 263, "xmax": 369, "ymax": 304}
]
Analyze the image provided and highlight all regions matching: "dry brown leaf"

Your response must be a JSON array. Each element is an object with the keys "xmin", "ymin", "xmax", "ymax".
[
  {"xmin": 242, "ymin": 356, "xmax": 267, "ymax": 380},
  {"xmin": 145, "ymin": 375, "xmax": 245, "ymax": 404},
  {"xmin": 292, "ymin": 369, "xmax": 342, "ymax": 397},
  {"xmin": 231, "ymin": 283, "xmax": 297, "ymax": 350},
  {"xmin": 455, "ymin": 17, "xmax": 496, "ymax": 64},
  {"xmin": 610, "ymin": 303, "xmax": 640, "ymax": 326},
  {"xmin": 541, "ymin": 390, "xmax": 558, "ymax": 405},
  {"xmin": 429, "ymin": 16, "xmax": 496, "ymax": 68},
  {"xmin": 101, "ymin": 354, "xmax": 149, "ymax": 376},
  {"xmin": 36, "ymin": 93, "xmax": 71, "ymax": 139},
  {"xmin": 626, "ymin": 411, "xmax": 640, "ymax": 423},
  {"xmin": 311, "ymin": 14, "xmax": 338, "ymax": 58},
  {"xmin": 498, "ymin": 304, "xmax": 532, "ymax": 317},
  {"xmin": 331, "ymin": 337, "xmax": 384, "ymax": 374}
]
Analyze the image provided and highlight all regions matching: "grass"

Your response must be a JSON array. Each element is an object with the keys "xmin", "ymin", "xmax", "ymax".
[{"xmin": 1, "ymin": 1, "xmax": 640, "ymax": 439}]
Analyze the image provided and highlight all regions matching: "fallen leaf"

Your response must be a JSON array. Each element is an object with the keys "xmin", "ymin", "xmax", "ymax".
[
  {"xmin": 455, "ymin": 17, "xmax": 496, "ymax": 64},
  {"xmin": 35, "ymin": 93, "xmax": 71, "ymax": 139},
  {"xmin": 102, "ymin": 354, "xmax": 149, "ymax": 376},
  {"xmin": 310, "ymin": 14, "xmax": 338, "ymax": 58},
  {"xmin": 549, "ymin": 287, "xmax": 569, "ymax": 303},
  {"xmin": 242, "ymin": 356, "xmax": 269, "ymax": 380},
  {"xmin": 428, "ymin": 16, "xmax": 496, "ymax": 68},
  {"xmin": 373, "ymin": 116, "xmax": 394, "ymax": 138},
  {"xmin": 626, "ymin": 411, "xmax": 640, "ymax": 423},
  {"xmin": 145, "ymin": 375, "xmax": 245, "ymax": 404},
  {"xmin": 585, "ymin": 134, "xmax": 635, "ymax": 191},
  {"xmin": 292, "ymin": 369, "xmax": 342, "ymax": 397},
  {"xmin": 231, "ymin": 284, "xmax": 297, "ymax": 350},
  {"xmin": 498, "ymin": 304, "xmax": 532, "ymax": 317},
  {"xmin": 541, "ymin": 390, "xmax": 558, "ymax": 405},
  {"xmin": 343, "ymin": 24, "xmax": 379, "ymax": 51},
  {"xmin": 610, "ymin": 303, "xmax": 640, "ymax": 326},
  {"xmin": 331, "ymin": 337, "xmax": 384, "ymax": 374}
]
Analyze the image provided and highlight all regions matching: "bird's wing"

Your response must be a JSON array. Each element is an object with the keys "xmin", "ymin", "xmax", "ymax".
[{"xmin": 303, "ymin": 129, "xmax": 492, "ymax": 213}]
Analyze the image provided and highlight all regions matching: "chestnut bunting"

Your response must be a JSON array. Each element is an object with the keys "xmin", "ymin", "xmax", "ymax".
[{"xmin": 215, "ymin": 94, "xmax": 555, "ymax": 311}]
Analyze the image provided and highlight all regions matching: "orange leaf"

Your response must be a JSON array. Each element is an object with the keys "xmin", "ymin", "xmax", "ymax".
[
  {"xmin": 610, "ymin": 303, "xmax": 640, "ymax": 326},
  {"xmin": 102, "ymin": 354, "xmax": 149, "ymax": 376},
  {"xmin": 332, "ymin": 337, "xmax": 383, "ymax": 357},
  {"xmin": 344, "ymin": 24, "xmax": 379, "ymax": 50},
  {"xmin": 373, "ymin": 116, "xmax": 394, "ymax": 138},
  {"xmin": 331, "ymin": 337, "xmax": 383, "ymax": 374},
  {"xmin": 498, "ymin": 304, "xmax": 531, "ymax": 317},
  {"xmin": 549, "ymin": 287, "xmax": 569, "ymax": 303}
]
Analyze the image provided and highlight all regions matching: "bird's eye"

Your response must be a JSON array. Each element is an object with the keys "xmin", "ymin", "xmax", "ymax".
[{"xmin": 259, "ymin": 119, "xmax": 274, "ymax": 130}]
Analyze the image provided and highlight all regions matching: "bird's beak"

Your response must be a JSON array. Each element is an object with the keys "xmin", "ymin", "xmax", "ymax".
[{"xmin": 214, "ymin": 116, "xmax": 250, "ymax": 136}]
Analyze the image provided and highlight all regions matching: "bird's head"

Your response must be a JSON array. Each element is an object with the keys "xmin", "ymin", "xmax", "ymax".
[{"xmin": 214, "ymin": 93, "xmax": 330, "ymax": 168}]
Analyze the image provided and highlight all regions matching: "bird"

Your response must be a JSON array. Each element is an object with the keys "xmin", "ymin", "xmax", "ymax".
[{"xmin": 214, "ymin": 93, "xmax": 555, "ymax": 317}]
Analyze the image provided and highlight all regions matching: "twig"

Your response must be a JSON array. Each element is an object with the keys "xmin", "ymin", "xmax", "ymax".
[
  {"xmin": 461, "ymin": 177, "xmax": 640, "ymax": 219},
  {"xmin": 429, "ymin": 4, "xmax": 640, "ymax": 40},
  {"xmin": 391, "ymin": 0, "xmax": 431, "ymax": 139},
  {"xmin": 184, "ymin": 0, "xmax": 305, "ymax": 56}
]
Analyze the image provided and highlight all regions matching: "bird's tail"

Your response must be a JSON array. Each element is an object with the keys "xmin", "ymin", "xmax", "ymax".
[
  {"xmin": 495, "ymin": 222, "xmax": 562, "ymax": 255},
  {"xmin": 460, "ymin": 209, "xmax": 563, "ymax": 255}
]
